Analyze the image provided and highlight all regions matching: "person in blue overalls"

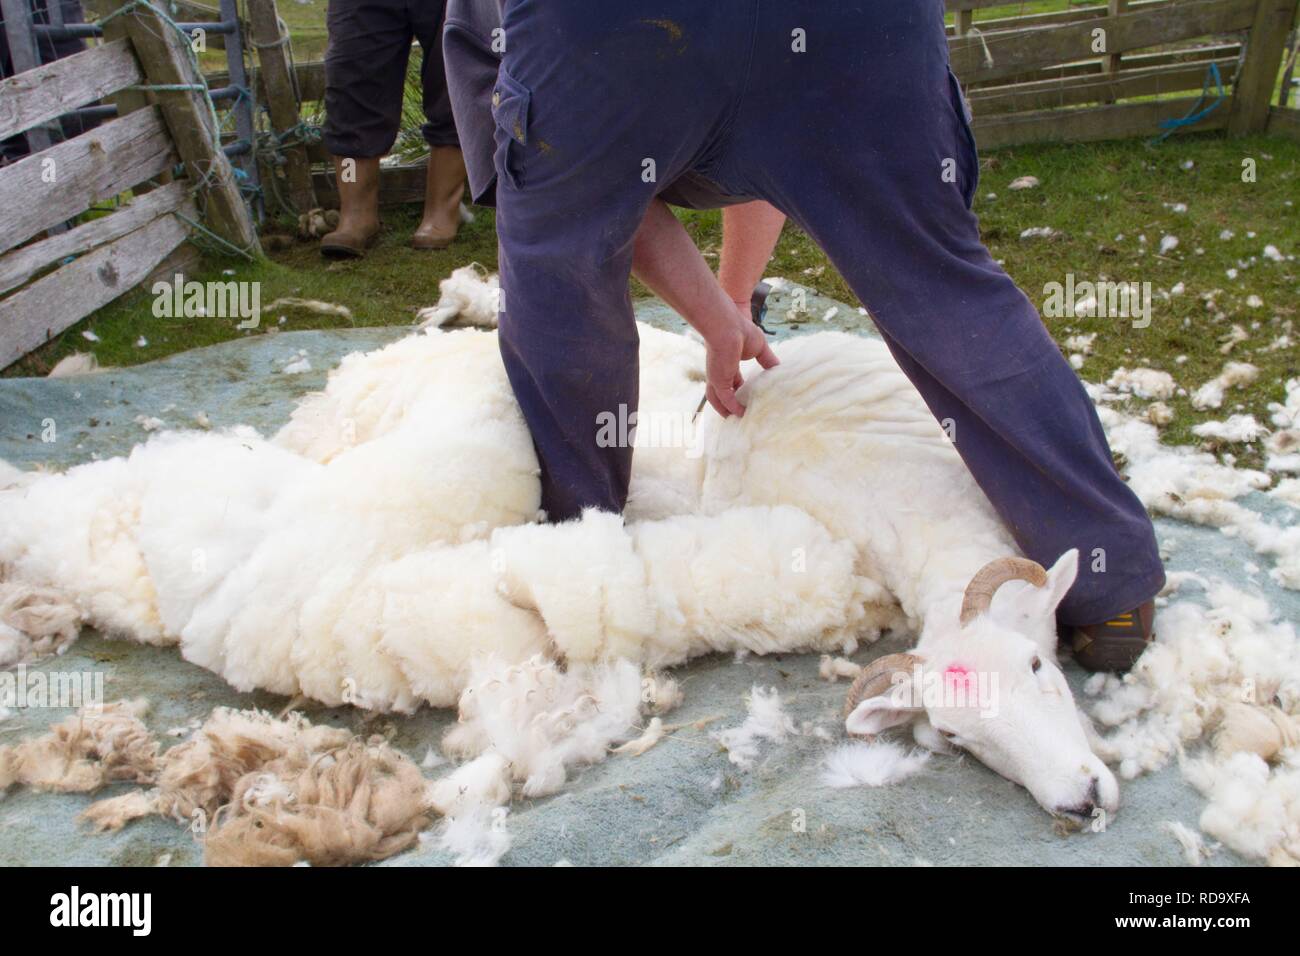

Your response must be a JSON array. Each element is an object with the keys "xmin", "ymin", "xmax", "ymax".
[{"xmin": 448, "ymin": 1, "xmax": 1164, "ymax": 672}]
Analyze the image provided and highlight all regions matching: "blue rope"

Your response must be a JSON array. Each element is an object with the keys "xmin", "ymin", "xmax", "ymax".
[{"xmin": 1150, "ymin": 62, "xmax": 1226, "ymax": 145}]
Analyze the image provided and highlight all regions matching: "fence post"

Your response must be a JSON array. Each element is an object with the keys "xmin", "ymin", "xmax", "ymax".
[
  {"xmin": 89, "ymin": 0, "xmax": 260, "ymax": 253},
  {"xmin": 955, "ymin": 7, "xmax": 973, "ymax": 38},
  {"xmin": 246, "ymin": 0, "xmax": 316, "ymax": 214},
  {"xmin": 1227, "ymin": 0, "xmax": 1299, "ymax": 135}
]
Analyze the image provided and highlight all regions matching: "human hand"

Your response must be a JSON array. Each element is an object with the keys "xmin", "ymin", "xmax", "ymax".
[{"xmin": 703, "ymin": 313, "xmax": 779, "ymax": 418}]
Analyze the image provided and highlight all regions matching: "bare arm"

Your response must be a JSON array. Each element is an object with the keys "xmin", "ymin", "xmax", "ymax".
[
  {"xmin": 632, "ymin": 200, "xmax": 778, "ymax": 418},
  {"xmin": 718, "ymin": 201, "xmax": 787, "ymax": 308}
]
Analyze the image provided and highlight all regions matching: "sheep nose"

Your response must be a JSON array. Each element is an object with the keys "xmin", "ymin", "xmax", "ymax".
[{"xmin": 1087, "ymin": 776, "xmax": 1101, "ymax": 804}]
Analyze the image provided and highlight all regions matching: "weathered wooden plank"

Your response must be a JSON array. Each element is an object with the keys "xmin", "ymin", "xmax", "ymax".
[
  {"xmin": 969, "ymin": 58, "xmax": 1237, "ymax": 114},
  {"xmin": 949, "ymin": 0, "xmax": 1257, "ymax": 85},
  {"xmin": 93, "ymin": 0, "xmax": 171, "ymax": 196},
  {"xmin": 89, "ymin": 0, "xmax": 260, "ymax": 254},
  {"xmin": 966, "ymin": 42, "xmax": 1242, "ymax": 89},
  {"xmin": 0, "ymin": 213, "xmax": 190, "ymax": 370},
  {"xmin": 1266, "ymin": 105, "xmax": 1300, "ymax": 139},
  {"xmin": 947, "ymin": 0, "xmax": 1168, "ymax": 37},
  {"xmin": 972, "ymin": 96, "xmax": 1230, "ymax": 149},
  {"xmin": 0, "ymin": 180, "xmax": 190, "ymax": 295},
  {"xmin": 0, "ymin": 107, "xmax": 175, "ymax": 255},
  {"xmin": 0, "ymin": 38, "xmax": 142, "ymax": 143},
  {"xmin": 1226, "ymin": 0, "xmax": 1299, "ymax": 135},
  {"xmin": 247, "ymin": 0, "xmax": 316, "ymax": 213}
]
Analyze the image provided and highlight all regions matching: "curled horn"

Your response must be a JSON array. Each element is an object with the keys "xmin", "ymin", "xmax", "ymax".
[
  {"xmin": 842, "ymin": 653, "xmax": 923, "ymax": 721},
  {"xmin": 959, "ymin": 557, "xmax": 1048, "ymax": 626}
]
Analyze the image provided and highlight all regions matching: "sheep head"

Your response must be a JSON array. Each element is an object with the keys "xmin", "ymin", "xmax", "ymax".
[{"xmin": 844, "ymin": 549, "xmax": 1119, "ymax": 824}]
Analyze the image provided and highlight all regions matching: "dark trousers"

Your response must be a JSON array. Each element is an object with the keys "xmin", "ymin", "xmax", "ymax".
[
  {"xmin": 492, "ymin": 0, "xmax": 1164, "ymax": 625},
  {"xmin": 323, "ymin": 0, "xmax": 458, "ymax": 158},
  {"xmin": 0, "ymin": 0, "xmax": 97, "ymax": 162}
]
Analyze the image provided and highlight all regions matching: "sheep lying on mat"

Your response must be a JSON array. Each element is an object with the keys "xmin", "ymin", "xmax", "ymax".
[{"xmin": 0, "ymin": 277, "xmax": 1111, "ymax": 819}]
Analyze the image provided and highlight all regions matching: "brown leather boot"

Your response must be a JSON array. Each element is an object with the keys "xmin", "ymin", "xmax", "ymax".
[
  {"xmin": 321, "ymin": 156, "xmax": 381, "ymax": 259},
  {"xmin": 1070, "ymin": 600, "xmax": 1156, "ymax": 673},
  {"xmin": 411, "ymin": 146, "xmax": 468, "ymax": 250}
]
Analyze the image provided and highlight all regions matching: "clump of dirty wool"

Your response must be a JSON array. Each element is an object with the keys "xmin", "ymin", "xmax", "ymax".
[
  {"xmin": 2, "ymin": 702, "xmax": 433, "ymax": 867},
  {"xmin": 0, "ymin": 582, "xmax": 82, "ymax": 667},
  {"xmin": 0, "ymin": 699, "xmax": 156, "ymax": 794},
  {"xmin": 821, "ymin": 740, "xmax": 930, "ymax": 789},
  {"xmin": 711, "ymin": 686, "xmax": 797, "ymax": 770}
]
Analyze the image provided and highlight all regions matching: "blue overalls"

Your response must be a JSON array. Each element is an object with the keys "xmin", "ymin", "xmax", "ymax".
[{"xmin": 471, "ymin": 0, "xmax": 1165, "ymax": 626}]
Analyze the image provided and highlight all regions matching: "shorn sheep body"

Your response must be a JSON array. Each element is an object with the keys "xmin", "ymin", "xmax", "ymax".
[{"xmin": 2, "ymin": 270, "xmax": 1299, "ymax": 864}]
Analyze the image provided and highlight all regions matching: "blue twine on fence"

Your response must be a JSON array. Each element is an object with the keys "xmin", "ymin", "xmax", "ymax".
[{"xmin": 1150, "ymin": 62, "xmax": 1226, "ymax": 145}]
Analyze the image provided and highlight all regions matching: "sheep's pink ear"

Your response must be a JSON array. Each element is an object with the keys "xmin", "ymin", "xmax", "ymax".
[{"xmin": 845, "ymin": 696, "xmax": 917, "ymax": 737}]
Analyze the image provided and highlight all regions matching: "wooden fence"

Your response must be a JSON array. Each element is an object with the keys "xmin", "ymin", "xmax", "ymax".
[
  {"xmin": 944, "ymin": 0, "xmax": 1299, "ymax": 146},
  {"xmin": 0, "ymin": 0, "xmax": 258, "ymax": 369}
]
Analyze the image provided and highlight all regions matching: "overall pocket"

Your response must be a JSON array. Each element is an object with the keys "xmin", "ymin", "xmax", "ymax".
[
  {"xmin": 945, "ymin": 67, "xmax": 980, "ymax": 210},
  {"xmin": 492, "ymin": 65, "xmax": 532, "ymax": 191}
]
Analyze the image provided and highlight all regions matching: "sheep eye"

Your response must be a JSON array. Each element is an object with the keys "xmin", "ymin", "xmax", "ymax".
[
  {"xmin": 938, "ymin": 729, "xmax": 956, "ymax": 740},
  {"xmin": 1031, "ymin": 656, "xmax": 1042, "ymax": 673}
]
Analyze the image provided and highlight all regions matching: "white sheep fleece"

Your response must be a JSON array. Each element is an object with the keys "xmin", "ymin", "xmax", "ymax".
[{"xmin": 2, "ymin": 318, "xmax": 996, "ymax": 703}]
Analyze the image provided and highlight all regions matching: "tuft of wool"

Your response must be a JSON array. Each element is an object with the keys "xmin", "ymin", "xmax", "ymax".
[
  {"xmin": 261, "ymin": 298, "xmax": 353, "ymax": 321},
  {"xmin": 1191, "ymin": 362, "xmax": 1259, "ymax": 411},
  {"xmin": 1193, "ymin": 414, "xmax": 1268, "ymax": 446},
  {"xmin": 425, "ymin": 752, "xmax": 514, "ymax": 867},
  {"xmin": 644, "ymin": 674, "xmax": 683, "ymax": 715},
  {"xmin": 821, "ymin": 740, "xmax": 931, "ymax": 789},
  {"xmin": 611, "ymin": 718, "xmax": 666, "ymax": 756},
  {"xmin": 441, "ymin": 655, "xmax": 645, "ymax": 797},
  {"xmin": 711, "ymin": 686, "xmax": 796, "ymax": 770},
  {"xmin": 0, "ymin": 699, "xmax": 156, "ymax": 794},
  {"xmin": 1214, "ymin": 703, "xmax": 1300, "ymax": 762},
  {"xmin": 425, "ymin": 753, "xmax": 512, "ymax": 817},
  {"xmin": 203, "ymin": 739, "xmax": 430, "ymax": 867},
  {"xmin": 1147, "ymin": 402, "xmax": 1174, "ymax": 427},
  {"xmin": 435, "ymin": 803, "xmax": 511, "ymax": 867},
  {"xmin": 1107, "ymin": 367, "xmax": 1176, "ymax": 401},
  {"xmin": 1159, "ymin": 820, "xmax": 1208, "ymax": 866},
  {"xmin": 47, "ymin": 353, "xmax": 102, "ymax": 378},
  {"xmin": 415, "ymin": 265, "xmax": 500, "ymax": 329},
  {"xmin": 0, "ymin": 582, "xmax": 82, "ymax": 667},
  {"xmin": 1182, "ymin": 751, "xmax": 1300, "ymax": 865},
  {"xmin": 819, "ymin": 655, "xmax": 863, "ymax": 682}
]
